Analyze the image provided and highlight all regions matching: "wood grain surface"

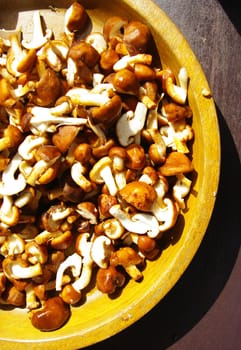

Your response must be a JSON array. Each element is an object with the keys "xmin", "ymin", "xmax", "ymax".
[{"xmin": 87, "ymin": 1, "xmax": 241, "ymax": 349}]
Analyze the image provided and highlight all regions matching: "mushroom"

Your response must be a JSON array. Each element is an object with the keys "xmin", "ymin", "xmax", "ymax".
[
  {"xmin": 24, "ymin": 241, "xmax": 48, "ymax": 265},
  {"xmin": 96, "ymin": 265, "xmax": 126, "ymax": 294},
  {"xmin": 99, "ymin": 218, "xmax": 125, "ymax": 240},
  {"xmin": 0, "ymin": 78, "xmax": 17, "ymax": 107},
  {"xmin": 55, "ymin": 253, "xmax": 82, "ymax": 291},
  {"xmin": 41, "ymin": 204, "xmax": 73, "ymax": 232},
  {"xmin": 0, "ymin": 233, "xmax": 25, "ymax": 257},
  {"xmin": 109, "ymin": 204, "xmax": 159, "ymax": 238},
  {"xmin": 72, "ymin": 233, "xmax": 93, "ymax": 291},
  {"xmin": 85, "ymin": 32, "xmax": 107, "ymax": 55},
  {"xmin": 29, "ymin": 296, "xmax": 70, "ymax": 331},
  {"xmin": 173, "ymin": 174, "xmax": 192, "ymax": 209},
  {"xmin": 0, "ymin": 124, "xmax": 23, "ymax": 152},
  {"xmin": 125, "ymin": 143, "xmax": 146, "ymax": 170},
  {"xmin": 119, "ymin": 181, "xmax": 157, "ymax": 211},
  {"xmin": 89, "ymin": 156, "xmax": 118, "ymax": 196},
  {"xmin": 113, "ymin": 53, "xmax": 152, "ymax": 71},
  {"xmin": 4, "ymin": 285, "xmax": 26, "ymax": 307},
  {"xmin": 76, "ymin": 202, "xmax": 98, "ymax": 225},
  {"xmin": 22, "ymin": 11, "xmax": 52, "ymax": 50},
  {"xmin": 160, "ymin": 67, "xmax": 188, "ymax": 105},
  {"xmin": 147, "ymin": 128, "xmax": 166, "ymax": 165},
  {"xmin": 0, "ymin": 153, "xmax": 26, "ymax": 196},
  {"xmin": 98, "ymin": 193, "xmax": 118, "ymax": 220},
  {"xmin": 116, "ymin": 102, "xmax": 148, "ymax": 146},
  {"xmin": 18, "ymin": 135, "xmax": 48, "ymax": 161},
  {"xmin": 71, "ymin": 162, "xmax": 93, "ymax": 192},
  {"xmin": 64, "ymin": 1, "xmax": 88, "ymax": 39},
  {"xmin": 61, "ymin": 283, "xmax": 82, "ymax": 305},
  {"xmin": 66, "ymin": 87, "xmax": 110, "ymax": 107},
  {"xmin": 34, "ymin": 67, "xmax": 62, "ymax": 107},
  {"xmin": 159, "ymin": 152, "xmax": 194, "ymax": 176},
  {"xmin": 151, "ymin": 197, "xmax": 179, "ymax": 233},
  {"xmin": 66, "ymin": 41, "xmax": 100, "ymax": 86},
  {"xmin": 90, "ymin": 235, "xmax": 113, "ymax": 268},
  {"xmin": 2, "ymin": 257, "xmax": 42, "ymax": 280},
  {"xmin": 137, "ymin": 235, "xmax": 160, "ymax": 260},
  {"xmin": 39, "ymin": 40, "xmax": 69, "ymax": 72},
  {"xmin": 103, "ymin": 16, "xmax": 128, "ymax": 42},
  {"xmin": 29, "ymin": 104, "xmax": 87, "ymax": 135},
  {"xmin": 6, "ymin": 34, "xmax": 36, "ymax": 77},
  {"xmin": 110, "ymin": 246, "xmax": 143, "ymax": 281},
  {"xmin": 90, "ymin": 94, "xmax": 122, "ymax": 126},
  {"xmin": 123, "ymin": 21, "xmax": 152, "ymax": 55},
  {"xmin": 112, "ymin": 68, "xmax": 140, "ymax": 95}
]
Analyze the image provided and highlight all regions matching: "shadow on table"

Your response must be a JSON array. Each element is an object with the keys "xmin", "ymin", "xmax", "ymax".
[
  {"xmin": 86, "ymin": 107, "xmax": 241, "ymax": 350},
  {"xmin": 218, "ymin": 0, "xmax": 241, "ymax": 34}
]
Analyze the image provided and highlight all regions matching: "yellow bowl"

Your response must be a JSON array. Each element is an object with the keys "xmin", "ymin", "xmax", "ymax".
[{"xmin": 0, "ymin": 0, "xmax": 220, "ymax": 348}]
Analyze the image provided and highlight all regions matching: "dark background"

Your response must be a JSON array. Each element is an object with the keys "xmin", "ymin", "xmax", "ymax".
[{"xmin": 86, "ymin": 1, "xmax": 241, "ymax": 349}]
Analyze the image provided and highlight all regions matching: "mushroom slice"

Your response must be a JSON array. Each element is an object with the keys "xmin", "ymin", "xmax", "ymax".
[
  {"xmin": 90, "ymin": 235, "xmax": 112, "ymax": 268},
  {"xmin": 2, "ymin": 257, "xmax": 42, "ymax": 280},
  {"xmin": 116, "ymin": 102, "xmax": 147, "ymax": 146},
  {"xmin": 22, "ymin": 11, "xmax": 52, "ymax": 50},
  {"xmin": 89, "ymin": 156, "xmax": 118, "ymax": 196},
  {"xmin": 109, "ymin": 204, "xmax": 159, "ymax": 237},
  {"xmin": 55, "ymin": 253, "xmax": 82, "ymax": 291},
  {"xmin": 0, "ymin": 153, "xmax": 26, "ymax": 196}
]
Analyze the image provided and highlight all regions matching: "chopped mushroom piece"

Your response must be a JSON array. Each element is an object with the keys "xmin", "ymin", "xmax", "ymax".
[
  {"xmin": 110, "ymin": 247, "xmax": 143, "ymax": 281},
  {"xmin": 89, "ymin": 156, "xmax": 118, "ymax": 196},
  {"xmin": 22, "ymin": 11, "xmax": 52, "ymax": 50}
]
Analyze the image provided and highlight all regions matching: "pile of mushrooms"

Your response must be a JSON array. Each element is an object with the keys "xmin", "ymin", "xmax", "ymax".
[{"xmin": 0, "ymin": 2, "xmax": 194, "ymax": 331}]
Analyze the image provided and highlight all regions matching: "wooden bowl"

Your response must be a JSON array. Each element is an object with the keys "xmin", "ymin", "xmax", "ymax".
[{"xmin": 0, "ymin": 0, "xmax": 220, "ymax": 348}]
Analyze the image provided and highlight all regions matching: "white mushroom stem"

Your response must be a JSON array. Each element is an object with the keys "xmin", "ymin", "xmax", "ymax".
[
  {"xmin": 99, "ymin": 165, "xmax": 118, "ymax": 196},
  {"xmin": 90, "ymin": 235, "xmax": 112, "ymax": 268},
  {"xmin": 0, "ymin": 233, "xmax": 25, "ymax": 257},
  {"xmin": 173, "ymin": 174, "xmax": 192, "ymax": 209},
  {"xmin": 0, "ymin": 195, "xmax": 19, "ymax": 227},
  {"xmin": 55, "ymin": 253, "xmax": 82, "ymax": 291},
  {"xmin": 116, "ymin": 102, "xmax": 148, "ymax": 146},
  {"xmin": 18, "ymin": 135, "xmax": 48, "ymax": 161},
  {"xmin": 22, "ymin": 11, "xmax": 52, "ymax": 50},
  {"xmin": 29, "ymin": 106, "xmax": 87, "ymax": 134},
  {"xmin": 25, "ymin": 283, "xmax": 40, "ymax": 310},
  {"xmin": 113, "ymin": 53, "xmax": 152, "ymax": 71},
  {"xmin": 151, "ymin": 198, "xmax": 179, "ymax": 232},
  {"xmin": 72, "ymin": 233, "xmax": 93, "ymax": 292},
  {"xmin": 3, "ymin": 259, "xmax": 42, "ymax": 280},
  {"xmin": 109, "ymin": 204, "xmax": 160, "ymax": 237},
  {"xmin": 0, "ymin": 153, "xmax": 26, "ymax": 196},
  {"xmin": 85, "ymin": 32, "xmax": 107, "ymax": 54},
  {"xmin": 66, "ymin": 87, "xmax": 110, "ymax": 106},
  {"xmin": 71, "ymin": 162, "xmax": 92, "ymax": 192}
]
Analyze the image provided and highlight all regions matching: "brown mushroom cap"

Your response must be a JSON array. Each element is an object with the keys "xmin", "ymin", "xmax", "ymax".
[
  {"xmin": 68, "ymin": 41, "xmax": 100, "ymax": 69},
  {"xmin": 112, "ymin": 68, "xmax": 140, "ymax": 95},
  {"xmin": 159, "ymin": 152, "xmax": 194, "ymax": 176},
  {"xmin": 96, "ymin": 265, "xmax": 125, "ymax": 294},
  {"xmin": 123, "ymin": 21, "xmax": 152, "ymax": 55},
  {"xmin": 91, "ymin": 95, "xmax": 122, "ymax": 126},
  {"xmin": 30, "ymin": 296, "xmax": 70, "ymax": 331},
  {"xmin": 119, "ymin": 181, "xmax": 157, "ymax": 211},
  {"xmin": 125, "ymin": 144, "xmax": 146, "ymax": 170},
  {"xmin": 52, "ymin": 125, "xmax": 80, "ymax": 153},
  {"xmin": 164, "ymin": 102, "xmax": 193, "ymax": 122},
  {"xmin": 35, "ymin": 68, "xmax": 62, "ymax": 107},
  {"xmin": 65, "ymin": 1, "xmax": 88, "ymax": 33},
  {"xmin": 103, "ymin": 16, "xmax": 128, "ymax": 42}
]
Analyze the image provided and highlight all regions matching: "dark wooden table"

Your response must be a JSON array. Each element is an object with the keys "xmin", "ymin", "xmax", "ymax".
[{"xmin": 87, "ymin": 1, "xmax": 241, "ymax": 349}]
